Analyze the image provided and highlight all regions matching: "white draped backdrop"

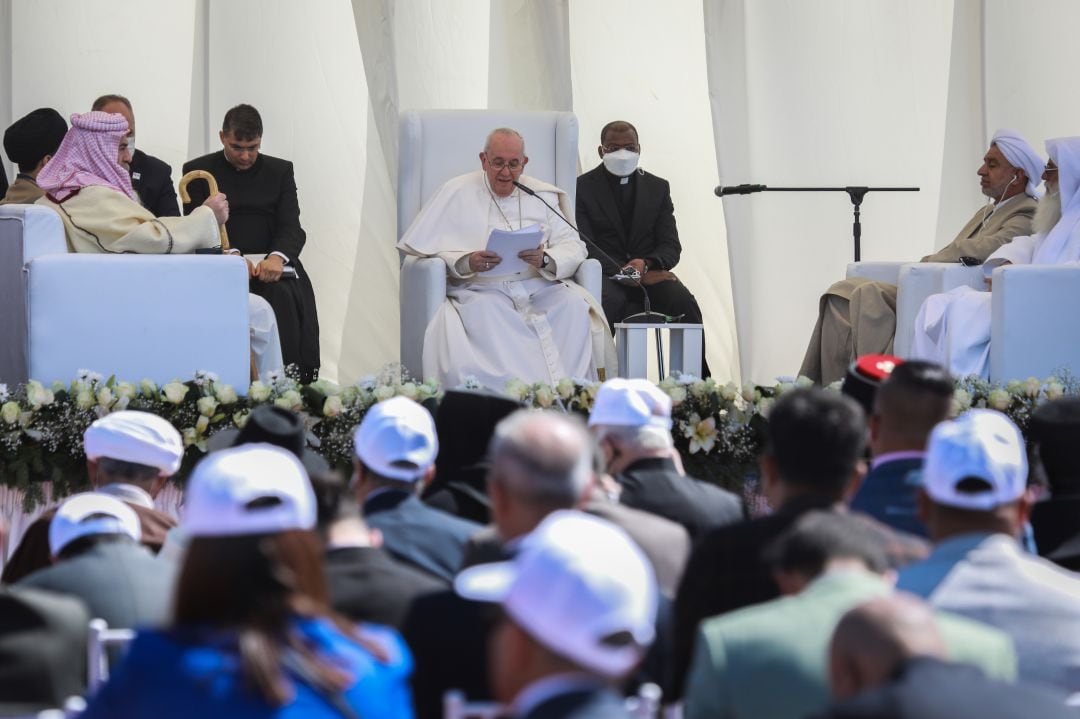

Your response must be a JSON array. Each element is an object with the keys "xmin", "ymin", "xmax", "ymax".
[{"xmin": 2, "ymin": 0, "xmax": 1079, "ymax": 385}]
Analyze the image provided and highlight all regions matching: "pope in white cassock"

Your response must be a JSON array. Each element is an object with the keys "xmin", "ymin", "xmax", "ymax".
[
  {"xmin": 397, "ymin": 128, "xmax": 614, "ymax": 390},
  {"xmin": 912, "ymin": 137, "xmax": 1080, "ymax": 378}
]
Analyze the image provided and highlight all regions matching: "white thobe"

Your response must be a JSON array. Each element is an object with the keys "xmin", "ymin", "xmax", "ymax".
[{"xmin": 398, "ymin": 171, "xmax": 613, "ymax": 390}]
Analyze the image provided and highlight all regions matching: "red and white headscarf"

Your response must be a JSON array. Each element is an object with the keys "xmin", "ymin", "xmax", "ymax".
[{"xmin": 36, "ymin": 111, "xmax": 137, "ymax": 203}]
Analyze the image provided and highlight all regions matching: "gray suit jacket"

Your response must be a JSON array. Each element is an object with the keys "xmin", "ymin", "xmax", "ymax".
[{"xmin": 16, "ymin": 540, "xmax": 176, "ymax": 630}]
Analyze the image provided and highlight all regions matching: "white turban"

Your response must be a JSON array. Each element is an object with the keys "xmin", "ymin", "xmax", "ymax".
[
  {"xmin": 991, "ymin": 129, "xmax": 1045, "ymax": 199},
  {"xmin": 83, "ymin": 410, "xmax": 184, "ymax": 475},
  {"xmin": 1032, "ymin": 137, "xmax": 1080, "ymax": 265}
]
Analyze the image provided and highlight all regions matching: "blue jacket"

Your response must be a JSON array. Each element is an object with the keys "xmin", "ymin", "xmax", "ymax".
[
  {"xmin": 850, "ymin": 456, "xmax": 926, "ymax": 537},
  {"xmin": 83, "ymin": 618, "xmax": 413, "ymax": 719}
]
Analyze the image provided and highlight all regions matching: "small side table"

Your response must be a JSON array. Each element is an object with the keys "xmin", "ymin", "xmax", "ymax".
[{"xmin": 614, "ymin": 322, "xmax": 704, "ymax": 380}]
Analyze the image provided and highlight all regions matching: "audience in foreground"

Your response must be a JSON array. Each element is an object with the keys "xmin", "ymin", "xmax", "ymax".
[
  {"xmin": 82, "ymin": 444, "xmax": 413, "ymax": 719},
  {"xmin": 897, "ymin": 409, "xmax": 1080, "ymax": 700},
  {"xmin": 814, "ymin": 594, "xmax": 1075, "ymax": 719},
  {"xmin": 1028, "ymin": 396, "xmax": 1080, "ymax": 570}
]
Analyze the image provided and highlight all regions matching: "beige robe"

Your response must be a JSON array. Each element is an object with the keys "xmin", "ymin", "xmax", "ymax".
[
  {"xmin": 398, "ymin": 171, "xmax": 615, "ymax": 390},
  {"xmin": 799, "ymin": 194, "xmax": 1037, "ymax": 384},
  {"xmin": 0, "ymin": 176, "xmax": 44, "ymax": 205},
  {"xmin": 37, "ymin": 184, "xmax": 220, "ymax": 254}
]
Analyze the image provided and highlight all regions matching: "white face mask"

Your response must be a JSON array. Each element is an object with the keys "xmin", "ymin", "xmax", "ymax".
[{"xmin": 603, "ymin": 149, "xmax": 640, "ymax": 177}]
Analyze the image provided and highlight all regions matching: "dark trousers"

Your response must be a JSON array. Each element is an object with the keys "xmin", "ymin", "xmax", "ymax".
[
  {"xmin": 251, "ymin": 268, "xmax": 320, "ymax": 383},
  {"xmin": 601, "ymin": 276, "xmax": 711, "ymax": 377}
]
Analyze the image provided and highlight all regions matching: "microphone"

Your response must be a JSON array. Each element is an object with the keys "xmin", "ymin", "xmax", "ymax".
[
  {"xmin": 513, "ymin": 180, "xmax": 672, "ymax": 324},
  {"xmin": 714, "ymin": 184, "xmax": 767, "ymax": 197}
]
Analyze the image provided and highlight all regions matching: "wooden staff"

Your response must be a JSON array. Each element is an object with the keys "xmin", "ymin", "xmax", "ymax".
[{"xmin": 178, "ymin": 170, "xmax": 230, "ymax": 250}]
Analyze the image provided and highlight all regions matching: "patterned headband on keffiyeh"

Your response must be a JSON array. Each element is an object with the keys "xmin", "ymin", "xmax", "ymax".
[{"xmin": 36, "ymin": 111, "xmax": 137, "ymax": 203}]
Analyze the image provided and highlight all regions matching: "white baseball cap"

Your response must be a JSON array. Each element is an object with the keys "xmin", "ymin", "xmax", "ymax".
[
  {"xmin": 183, "ymin": 443, "xmax": 315, "ymax": 537},
  {"xmin": 49, "ymin": 492, "xmax": 141, "ymax": 557},
  {"xmin": 84, "ymin": 410, "xmax": 184, "ymax": 475},
  {"xmin": 923, "ymin": 409, "xmax": 1028, "ymax": 510},
  {"xmin": 353, "ymin": 396, "xmax": 438, "ymax": 482},
  {"xmin": 455, "ymin": 510, "xmax": 658, "ymax": 678},
  {"xmin": 587, "ymin": 378, "xmax": 673, "ymax": 430}
]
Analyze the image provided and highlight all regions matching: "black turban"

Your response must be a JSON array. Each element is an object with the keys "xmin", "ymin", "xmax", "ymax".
[{"xmin": 3, "ymin": 108, "xmax": 67, "ymax": 170}]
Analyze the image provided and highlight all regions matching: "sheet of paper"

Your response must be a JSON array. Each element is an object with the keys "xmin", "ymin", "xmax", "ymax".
[{"xmin": 482, "ymin": 224, "xmax": 544, "ymax": 274}]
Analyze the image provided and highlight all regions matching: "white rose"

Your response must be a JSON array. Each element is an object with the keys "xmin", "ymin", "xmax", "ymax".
[
  {"xmin": 741, "ymin": 382, "xmax": 760, "ymax": 404},
  {"xmin": 667, "ymin": 386, "xmax": 687, "ymax": 405},
  {"xmin": 163, "ymin": 381, "xmax": 188, "ymax": 404},
  {"xmin": 988, "ymin": 389, "xmax": 1011, "ymax": 411},
  {"xmin": 397, "ymin": 382, "xmax": 419, "ymax": 400},
  {"xmin": 1022, "ymin": 377, "xmax": 1042, "ymax": 398},
  {"xmin": 181, "ymin": 427, "xmax": 198, "ymax": 447},
  {"xmin": 26, "ymin": 380, "xmax": 54, "ymax": 408},
  {"xmin": 115, "ymin": 382, "xmax": 137, "ymax": 401},
  {"xmin": 312, "ymin": 378, "xmax": 342, "ymax": 396},
  {"xmin": 951, "ymin": 389, "xmax": 972, "ymax": 416},
  {"xmin": 757, "ymin": 397, "xmax": 775, "ymax": 418},
  {"xmin": 690, "ymin": 380, "xmax": 708, "ymax": 399},
  {"xmin": 719, "ymin": 382, "xmax": 738, "ymax": 402},
  {"xmin": 556, "ymin": 378, "xmax": 575, "ymax": 400},
  {"xmin": 373, "ymin": 385, "xmax": 395, "ymax": 402},
  {"xmin": 534, "ymin": 385, "xmax": 554, "ymax": 408},
  {"xmin": 75, "ymin": 389, "xmax": 95, "ymax": 410},
  {"xmin": 96, "ymin": 386, "xmax": 114, "ymax": 408},
  {"xmin": 1, "ymin": 401, "xmax": 20, "ymax": 424},
  {"xmin": 1005, "ymin": 379, "xmax": 1023, "ymax": 394},
  {"xmin": 795, "ymin": 375, "xmax": 815, "ymax": 388},
  {"xmin": 233, "ymin": 410, "xmax": 251, "ymax": 429},
  {"xmin": 195, "ymin": 415, "xmax": 210, "ymax": 434},
  {"xmin": 114, "ymin": 396, "xmax": 131, "ymax": 412},
  {"xmin": 213, "ymin": 383, "xmax": 239, "ymax": 405},
  {"xmin": 1045, "ymin": 381, "xmax": 1065, "ymax": 401},
  {"xmin": 505, "ymin": 379, "xmax": 529, "ymax": 401},
  {"xmin": 274, "ymin": 389, "xmax": 302, "ymax": 411},
  {"xmin": 139, "ymin": 379, "xmax": 158, "ymax": 397},
  {"xmin": 323, "ymin": 395, "xmax": 343, "ymax": 417},
  {"xmin": 197, "ymin": 396, "xmax": 218, "ymax": 417},
  {"xmin": 248, "ymin": 381, "xmax": 272, "ymax": 403}
]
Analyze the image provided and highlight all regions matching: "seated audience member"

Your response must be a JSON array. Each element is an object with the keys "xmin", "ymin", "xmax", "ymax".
[
  {"xmin": 897, "ymin": 409, "xmax": 1080, "ymax": 699},
  {"xmin": 397, "ymin": 127, "xmax": 613, "ymax": 390},
  {"xmin": 850, "ymin": 360, "xmax": 954, "ymax": 536},
  {"xmin": 577, "ymin": 120, "xmax": 710, "ymax": 375},
  {"xmin": 838, "ymin": 354, "xmax": 901, "ymax": 418},
  {"xmin": 1028, "ymin": 397, "xmax": 1080, "ymax": 570},
  {"xmin": 91, "ymin": 94, "xmax": 179, "ymax": 216},
  {"xmin": 423, "ymin": 388, "xmax": 522, "ymax": 524},
  {"xmin": 0, "ymin": 585, "xmax": 89, "ymax": 713},
  {"xmin": 684, "ymin": 511, "xmax": 1015, "ymax": 719},
  {"xmin": 3, "ymin": 410, "xmax": 181, "ymax": 584},
  {"xmin": 82, "ymin": 444, "xmax": 413, "ymax": 719},
  {"xmin": 311, "ymin": 471, "xmax": 445, "ymax": 629},
  {"xmin": 671, "ymin": 387, "xmax": 929, "ymax": 699},
  {"xmin": 800, "ymin": 130, "xmax": 1041, "ymax": 384},
  {"xmin": 588, "ymin": 378, "xmax": 743, "ymax": 539},
  {"xmin": 813, "ymin": 595, "xmax": 1074, "ymax": 719},
  {"xmin": 353, "ymin": 396, "xmax": 481, "ymax": 582},
  {"xmin": 455, "ymin": 510, "xmax": 658, "ymax": 719},
  {"xmin": 17, "ymin": 492, "xmax": 175, "ymax": 631},
  {"xmin": 912, "ymin": 138, "xmax": 1078, "ymax": 378},
  {"xmin": 1, "ymin": 107, "xmax": 67, "ymax": 205},
  {"xmin": 183, "ymin": 104, "xmax": 321, "ymax": 382}
]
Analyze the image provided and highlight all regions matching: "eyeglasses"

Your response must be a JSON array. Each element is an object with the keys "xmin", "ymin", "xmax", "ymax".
[{"xmin": 486, "ymin": 157, "xmax": 523, "ymax": 171}]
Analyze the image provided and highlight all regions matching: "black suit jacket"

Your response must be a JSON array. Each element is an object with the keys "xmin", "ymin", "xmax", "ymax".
[
  {"xmin": 615, "ymin": 457, "xmax": 744, "ymax": 540},
  {"xmin": 811, "ymin": 657, "xmax": 1074, "ymax": 719},
  {"xmin": 522, "ymin": 687, "xmax": 630, "ymax": 719},
  {"xmin": 0, "ymin": 587, "xmax": 89, "ymax": 713},
  {"xmin": 362, "ymin": 490, "xmax": 482, "ymax": 582},
  {"xmin": 671, "ymin": 497, "xmax": 929, "ymax": 698},
  {"xmin": 15, "ymin": 540, "xmax": 176, "ymax": 631},
  {"xmin": 576, "ymin": 165, "xmax": 681, "ymax": 275},
  {"xmin": 324, "ymin": 545, "xmax": 446, "ymax": 630},
  {"xmin": 130, "ymin": 149, "xmax": 180, "ymax": 217},
  {"xmin": 1032, "ymin": 495, "xmax": 1080, "ymax": 571},
  {"xmin": 182, "ymin": 151, "xmax": 305, "ymax": 261}
]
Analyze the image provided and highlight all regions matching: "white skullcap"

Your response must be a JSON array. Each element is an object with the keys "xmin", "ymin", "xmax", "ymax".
[
  {"xmin": 587, "ymin": 378, "xmax": 673, "ymax": 430},
  {"xmin": 83, "ymin": 410, "xmax": 184, "ymax": 475},
  {"xmin": 49, "ymin": 492, "xmax": 141, "ymax": 557},
  {"xmin": 455, "ymin": 510, "xmax": 657, "ymax": 678},
  {"xmin": 353, "ymin": 397, "xmax": 438, "ymax": 482},
  {"xmin": 183, "ymin": 444, "xmax": 315, "ymax": 537},
  {"xmin": 991, "ymin": 129, "xmax": 1046, "ymax": 199}
]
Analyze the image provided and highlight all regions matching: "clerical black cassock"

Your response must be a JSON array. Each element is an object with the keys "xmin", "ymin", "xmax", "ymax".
[{"xmin": 182, "ymin": 151, "xmax": 320, "ymax": 380}]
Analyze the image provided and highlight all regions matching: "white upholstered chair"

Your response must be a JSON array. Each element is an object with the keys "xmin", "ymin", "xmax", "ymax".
[
  {"xmin": 0, "ymin": 204, "xmax": 255, "ymax": 391},
  {"xmin": 845, "ymin": 260, "xmax": 982, "ymax": 357},
  {"xmin": 397, "ymin": 110, "xmax": 601, "ymax": 381}
]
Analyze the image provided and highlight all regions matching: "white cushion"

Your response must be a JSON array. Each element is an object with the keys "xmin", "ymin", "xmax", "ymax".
[{"xmin": 990, "ymin": 264, "xmax": 1080, "ymax": 381}]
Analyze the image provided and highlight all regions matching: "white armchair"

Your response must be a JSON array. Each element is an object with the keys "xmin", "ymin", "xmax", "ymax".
[
  {"xmin": 846, "ymin": 260, "xmax": 983, "ymax": 357},
  {"xmin": 397, "ymin": 110, "xmax": 600, "ymax": 381},
  {"xmin": 989, "ymin": 264, "xmax": 1080, "ymax": 381},
  {"xmin": 1, "ymin": 204, "xmax": 256, "ymax": 391}
]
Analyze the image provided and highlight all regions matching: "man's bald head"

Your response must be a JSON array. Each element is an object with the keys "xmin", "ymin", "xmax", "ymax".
[{"xmin": 828, "ymin": 594, "xmax": 947, "ymax": 700}]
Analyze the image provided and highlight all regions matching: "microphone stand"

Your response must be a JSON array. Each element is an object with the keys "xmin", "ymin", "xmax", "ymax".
[
  {"xmin": 715, "ymin": 184, "xmax": 919, "ymax": 261},
  {"xmin": 512, "ymin": 180, "xmax": 670, "ymax": 324}
]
